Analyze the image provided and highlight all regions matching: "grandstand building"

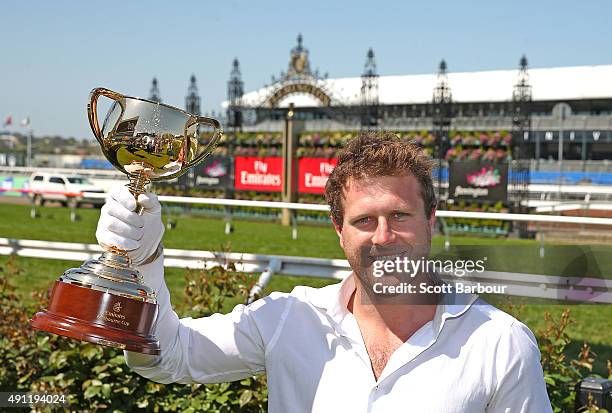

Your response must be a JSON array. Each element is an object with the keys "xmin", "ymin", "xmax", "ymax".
[{"xmin": 225, "ymin": 35, "xmax": 612, "ymax": 161}]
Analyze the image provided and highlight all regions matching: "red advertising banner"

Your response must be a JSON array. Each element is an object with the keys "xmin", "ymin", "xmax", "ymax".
[
  {"xmin": 234, "ymin": 157, "xmax": 283, "ymax": 192},
  {"xmin": 298, "ymin": 158, "xmax": 338, "ymax": 194}
]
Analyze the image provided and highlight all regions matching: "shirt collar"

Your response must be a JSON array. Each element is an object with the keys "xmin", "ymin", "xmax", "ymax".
[
  {"xmin": 432, "ymin": 288, "xmax": 479, "ymax": 336},
  {"xmin": 308, "ymin": 273, "xmax": 355, "ymax": 324}
]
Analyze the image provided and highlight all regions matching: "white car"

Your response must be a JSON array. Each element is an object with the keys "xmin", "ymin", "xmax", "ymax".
[{"xmin": 29, "ymin": 172, "xmax": 106, "ymax": 207}]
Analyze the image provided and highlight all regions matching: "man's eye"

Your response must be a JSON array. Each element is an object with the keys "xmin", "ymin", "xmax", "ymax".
[
  {"xmin": 354, "ymin": 217, "xmax": 372, "ymax": 226},
  {"xmin": 393, "ymin": 212, "xmax": 409, "ymax": 220}
]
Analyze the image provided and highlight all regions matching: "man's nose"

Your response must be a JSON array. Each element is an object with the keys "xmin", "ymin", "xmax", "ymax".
[{"xmin": 372, "ymin": 217, "xmax": 395, "ymax": 245}]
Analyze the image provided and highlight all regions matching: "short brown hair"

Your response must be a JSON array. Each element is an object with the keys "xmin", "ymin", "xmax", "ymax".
[{"xmin": 324, "ymin": 132, "xmax": 436, "ymax": 227}]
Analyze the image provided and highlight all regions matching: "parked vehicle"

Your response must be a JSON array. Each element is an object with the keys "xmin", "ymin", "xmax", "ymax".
[{"xmin": 28, "ymin": 172, "xmax": 106, "ymax": 207}]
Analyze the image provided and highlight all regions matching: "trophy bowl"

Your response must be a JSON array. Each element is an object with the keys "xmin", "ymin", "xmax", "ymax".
[{"xmin": 30, "ymin": 88, "xmax": 223, "ymax": 354}]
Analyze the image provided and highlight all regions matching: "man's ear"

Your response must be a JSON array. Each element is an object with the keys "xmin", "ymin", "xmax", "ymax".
[
  {"xmin": 331, "ymin": 215, "xmax": 345, "ymax": 249},
  {"xmin": 428, "ymin": 207, "xmax": 437, "ymax": 231}
]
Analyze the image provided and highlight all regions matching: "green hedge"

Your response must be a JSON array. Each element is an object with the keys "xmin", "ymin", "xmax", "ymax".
[
  {"xmin": 1, "ymin": 256, "xmax": 609, "ymax": 412},
  {"xmin": 0, "ymin": 257, "xmax": 267, "ymax": 412}
]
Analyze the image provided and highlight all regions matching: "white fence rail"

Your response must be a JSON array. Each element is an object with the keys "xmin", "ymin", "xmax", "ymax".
[
  {"xmin": 77, "ymin": 192, "xmax": 612, "ymax": 226},
  {"xmin": 1, "ymin": 238, "xmax": 610, "ymax": 304},
  {"xmin": 11, "ymin": 190, "xmax": 612, "ymax": 242}
]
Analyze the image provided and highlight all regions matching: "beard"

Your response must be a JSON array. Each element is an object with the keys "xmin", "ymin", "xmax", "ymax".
[{"xmin": 346, "ymin": 238, "xmax": 435, "ymax": 305}]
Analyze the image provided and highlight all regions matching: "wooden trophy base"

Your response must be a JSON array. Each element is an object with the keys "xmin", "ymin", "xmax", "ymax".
[{"xmin": 31, "ymin": 280, "xmax": 160, "ymax": 355}]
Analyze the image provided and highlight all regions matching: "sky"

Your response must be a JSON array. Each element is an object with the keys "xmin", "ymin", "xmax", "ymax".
[{"xmin": 0, "ymin": 0, "xmax": 610, "ymax": 139}]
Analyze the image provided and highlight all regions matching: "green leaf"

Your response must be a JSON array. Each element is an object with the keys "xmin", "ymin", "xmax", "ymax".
[
  {"xmin": 17, "ymin": 371, "xmax": 32, "ymax": 384},
  {"xmin": 239, "ymin": 390, "xmax": 253, "ymax": 407},
  {"xmin": 215, "ymin": 394, "xmax": 229, "ymax": 404},
  {"xmin": 102, "ymin": 383, "xmax": 112, "ymax": 398},
  {"xmin": 92, "ymin": 364, "xmax": 108, "ymax": 374},
  {"xmin": 84, "ymin": 385, "xmax": 101, "ymax": 399},
  {"xmin": 81, "ymin": 346, "xmax": 100, "ymax": 360}
]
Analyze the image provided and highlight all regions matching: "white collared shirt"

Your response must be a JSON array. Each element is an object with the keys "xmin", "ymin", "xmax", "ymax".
[{"xmin": 126, "ymin": 257, "xmax": 552, "ymax": 412}]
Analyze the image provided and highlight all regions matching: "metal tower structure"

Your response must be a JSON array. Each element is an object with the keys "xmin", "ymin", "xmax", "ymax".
[
  {"xmin": 149, "ymin": 78, "xmax": 162, "ymax": 103},
  {"xmin": 511, "ymin": 55, "xmax": 532, "ymax": 228},
  {"xmin": 185, "ymin": 74, "xmax": 201, "ymax": 116},
  {"xmin": 360, "ymin": 48, "xmax": 379, "ymax": 130},
  {"xmin": 512, "ymin": 55, "xmax": 532, "ymax": 161},
  {"xmin": 432, "ymin": 59, "xmax": 453, "ymax": 199},
  {"xmin": 227, "ymin": 58, "xmax": 244, "ymax": 131}
]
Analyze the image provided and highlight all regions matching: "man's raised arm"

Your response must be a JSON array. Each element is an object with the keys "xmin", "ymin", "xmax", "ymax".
[{"xmin": 96, "ymin": 186, "xmax": 290, "ymax": 384}]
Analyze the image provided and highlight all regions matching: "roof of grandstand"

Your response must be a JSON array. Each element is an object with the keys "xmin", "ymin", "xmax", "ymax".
[{"xmin": 231, "ymin": 64, "xmax": 612, "ymax": 108}]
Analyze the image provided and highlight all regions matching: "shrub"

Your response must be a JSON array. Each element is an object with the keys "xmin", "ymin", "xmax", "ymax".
[
  {"xmin": 2, "ymin": 256, "xmax": 610, "ymax": 411},
  {"xmin": 0, "ymin": 255, "xmax": 267, "ymax": 412},
  {"xmin": 501, "ymin": 304, "xmax": 611, "ymax": 413}
]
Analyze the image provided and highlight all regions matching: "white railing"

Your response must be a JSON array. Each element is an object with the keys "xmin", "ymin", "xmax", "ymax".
[
  {"xmin": 79, "ymin": 191, "xmax": 612, "ymax": 226},
  {"xmin": 14, "ymin": 190, "xmax": 612, "ymax": 241},
  {"xmin": 0, "ymin": 165, "xmax": 123, "ymax": 178},
  {"xmin": 1, "ymin": 238, "xmax": 610, "ymax": 304}
]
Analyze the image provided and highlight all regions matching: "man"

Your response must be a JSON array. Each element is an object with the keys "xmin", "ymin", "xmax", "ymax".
[{"xmin": 97, "ymin": 132, "xmax": 552, "ymax": 412}]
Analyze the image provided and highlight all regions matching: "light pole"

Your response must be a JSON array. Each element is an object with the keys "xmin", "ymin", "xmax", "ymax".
[
  {"xmin": 27, "ymin": 128, "xmax": 33, "ymax": 167},
  {"xmin": 581, "ymin": 115, "xmax": 588, "ymax": 166},
  {"xmin": 556, "ymin": 105, "xmax": 568, "ymax": 202},
  {"xmin": 557, "ymin": 105, "xmax": 566, "ymax": 170},
  {"xmin": 20, "ymin": 117, "xmax": 32, "ymax": 167}
]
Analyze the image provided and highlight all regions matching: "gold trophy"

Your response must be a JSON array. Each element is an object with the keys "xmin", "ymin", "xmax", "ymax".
[{"xmin": 31, "ymin": 88, "xmax": 222, "ymax": 354}]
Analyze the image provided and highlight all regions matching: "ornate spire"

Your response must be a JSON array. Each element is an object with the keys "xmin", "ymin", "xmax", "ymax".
[
  {"xmin": 227, "ymin": 58, "xmax": 244, "ymax": 129},
  {"xmin": 361, "ymin": 48, "xmax": 379, "ymax": 129},
  {"xmin": 433, "ymin": 59, "xmax": 451, "ymax": 104},
  {"xmin": 297, "ymin": 33, "xmax": 303, "ymax": 50},
  {"xmin": 185, "ymin": 74, "xmax": 201, "ymax": 116},
  {"xmin": 149, "ymin": 77, "xmax": 162, "ymax": 103},
  {"xmin": 286, "ymin": 33, "xmax": 312, "ymax": 79},
  {"xmin": 512, "ymin": 54, "xmax": 532, "ymax": 159},
  {"xmin": 363, "ymin": 48, "xmax": 377, "ymax": 77},
  {"xmin": 510, "ymin": 54, "xmax": 532, "ymax": 218},
  {"xmin": 514, "ymin": 54, "xmax": 532, "ymax": 100},
  {"xmin": 439, "ymin": 59, "xmax": 447, "ymax": 74},
  {"xmin": 520, "ymin": 55, "xmax": 528, "ymax": 71},
  {"xmin": 432, "ymin": 59, "xmax": 453, "ymax": 198}
]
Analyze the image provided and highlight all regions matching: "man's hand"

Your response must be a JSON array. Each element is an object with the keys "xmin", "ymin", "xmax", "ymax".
[{"xmin": 96, "ymin": 185, "xmax": 164, "ymax": 265}]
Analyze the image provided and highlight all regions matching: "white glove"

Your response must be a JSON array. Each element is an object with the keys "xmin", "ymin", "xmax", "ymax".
[{"xmin": 96, "ymin": 185, "xmax": 164, "ymax": 265}]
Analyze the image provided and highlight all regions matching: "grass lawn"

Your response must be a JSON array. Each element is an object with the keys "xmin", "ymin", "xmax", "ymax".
[{"xmin": 1, "ymin": 203, "xmax": 611, "ymax": 375}]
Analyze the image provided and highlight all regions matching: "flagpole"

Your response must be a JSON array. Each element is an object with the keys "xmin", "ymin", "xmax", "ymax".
[
  {"xmin": 21, "ymin": 117, "xmax": 32, "ymax": 167},
  {"xmin": 27, "ymin": 128, "xmax": 32, "ymax": 167}
]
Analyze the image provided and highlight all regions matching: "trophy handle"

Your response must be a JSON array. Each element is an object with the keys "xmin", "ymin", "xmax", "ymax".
[
  {"xmin": 88, "ymin": 88, "xmax": 125, "ymax": 145},
  {"xmin": 185, "ymin": 116, "xmax": 223, "ymax": 168}
]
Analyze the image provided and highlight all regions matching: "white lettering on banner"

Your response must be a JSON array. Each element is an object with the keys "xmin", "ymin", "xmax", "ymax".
[
  {"xmin": 454, "ymin": 186, "xmax": 489, "ymax": 198},
  {"xmin": 302, "ymin": 161, "xmax": 335, "ymax": 189},
  {"xmin": 196, "ymin": 176, "xmax": 220, "ymax": 186},
  {"xmin": 240, "ymin": 171, "xmax": 281, "ymax": 186},
  {"xmin": 305, "ymin": 173, "xmax": 329, "ymax": 188},
  {"xmin": 254, "ymin": 161, "xmax": 268, "ymax": 173},
  {"xmin": 319, "ymin": 162, "xmax": 334, "ymax": 174}
]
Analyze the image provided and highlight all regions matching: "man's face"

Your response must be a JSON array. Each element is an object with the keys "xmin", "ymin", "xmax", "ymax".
[{"xmin": 333, "ymin": 174, "xmax": 436, "ymax": 298}]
